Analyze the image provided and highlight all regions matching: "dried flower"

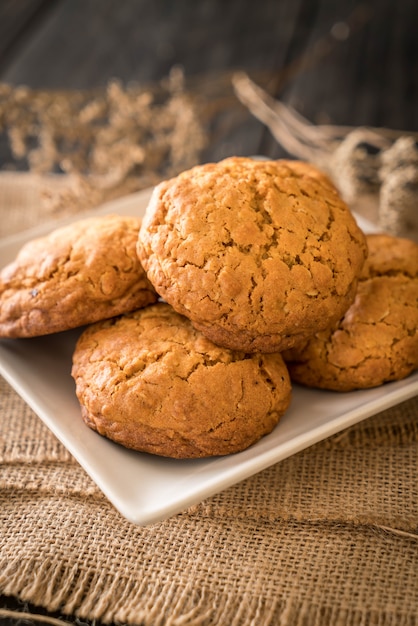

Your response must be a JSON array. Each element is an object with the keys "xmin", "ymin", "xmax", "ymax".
[{"xmin": 0, "ymin": 68, "xmax": 207, "ymax": 217}]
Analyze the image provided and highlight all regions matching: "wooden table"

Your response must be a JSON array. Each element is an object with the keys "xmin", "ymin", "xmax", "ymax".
[
  {"xmin": 1, "ymin": 1, "xmax": 417, "ymax": 624},
  {"xmin": 1, "ymin": 0, "xmax": 417, "ymax": 164}
]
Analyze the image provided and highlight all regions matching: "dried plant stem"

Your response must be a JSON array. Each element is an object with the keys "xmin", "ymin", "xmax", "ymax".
[
  {"xmin": 0, "ymin": 71, "xmax": 207, "ymax": 216},
  {"xmin": 232, "ymin": 72, "xmax": 418, "ymax": 164},
  {"xmin": 233, "ymin": 72, "xmax": 418, "ymax": 240},
  {"xmin": 0, "ymin": 608, "xmax": 73, "ymax": 625}
]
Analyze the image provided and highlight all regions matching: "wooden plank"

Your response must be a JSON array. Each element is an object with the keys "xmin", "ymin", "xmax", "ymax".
[
  {"xmin": 0, "ymin": 0, "xmax": 56, "ymax": 72},
  {"xmin": 1, "ymin": 0, "xmax": 417, "ymax": 162},
  {"xmin": 279, "ymin": 0, "xmax": 418, "ymax": 130},
  {"xmin": 0, "ymin": 0, "xmax": 302, "ymax": 88},
  {"xmin": 0, "ymin": 0, "xmax": 307, "ymax": 162},
  {"xmin": 259, "ymin": 0, "xmax": 418, "ymax": 159}
]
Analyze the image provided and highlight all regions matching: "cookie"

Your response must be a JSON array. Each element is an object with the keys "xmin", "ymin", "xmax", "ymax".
[
  {"xmin": 283, "ymin": 234, "xmax": 418, "ymax": 391},
  {"xmin": 0, "ymin": 214, "xmax": 158, "ymax": 338},
  {"xmin": 71, "ymin": 302, "xmax": 292, "ymax": 458},
  {"xmin": 137, "ymin": 157, "xmax": 367, "ymax": 353}
]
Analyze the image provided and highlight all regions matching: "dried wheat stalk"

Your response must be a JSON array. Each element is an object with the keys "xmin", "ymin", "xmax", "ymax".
[
  {"xmin": 233, "ymin": 72, "xmax": 418, "ymax": 240},
  {"xmin": 0, "ymin": 68, "xmax": 207, "ymax": 217}
]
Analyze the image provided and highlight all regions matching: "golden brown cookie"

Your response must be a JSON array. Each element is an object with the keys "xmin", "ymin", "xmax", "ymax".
[
  {"xmin": 137, "ymin": 157, "xmax": 367, "ymax": 353},
  {"xmin": 0, "ymin": 214, "xmax": 158, "ymax": 338},
  {"xmin": 71, "ymin": 302, "xmax": 292, "ymax": 458},
  {"xmin": 283, "ymin": 234, "xmax": 418, "ymax": 391}
]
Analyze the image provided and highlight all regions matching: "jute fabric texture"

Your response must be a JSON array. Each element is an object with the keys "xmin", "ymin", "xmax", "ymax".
[{"xmin": 0, "ymin": 172, "xmax": 418, "ymax": 626}]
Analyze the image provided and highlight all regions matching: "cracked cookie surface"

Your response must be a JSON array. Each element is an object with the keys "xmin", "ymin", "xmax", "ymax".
[
  {"xmin": 283, "ymin": 234, "xmax": 418, "ymax": 391},
  {"xmin": 71, "ymin": 302, "xmax": 292, "ymax": 458},
  {"xmin": 0, "ymin": 214, "xmax": 158, "ymax": 337},
  {"xmin": 137, "ymin": 157, "xmax": 367, "ymax": 352}
]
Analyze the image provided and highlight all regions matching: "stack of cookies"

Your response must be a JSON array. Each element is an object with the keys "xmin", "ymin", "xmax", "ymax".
[{"xmin": 1, "ymin": 157, "xmax": 417, "ymax": 458}]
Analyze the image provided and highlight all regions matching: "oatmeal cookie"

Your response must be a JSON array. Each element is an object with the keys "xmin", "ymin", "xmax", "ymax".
[
  {"xmin": 0, "ymin": 214, "xmax": 157, "ymax": 337},
  {"xmin": 283, "ymin": 234, "xmax": 418, "ymax": 391},
  {"xmin": 71, "ymin": 302, "xmax": 292, "ymax": 458},
  {"xmin": 137, "ymin": 157, "xmax": 367, "ymax": 352}
]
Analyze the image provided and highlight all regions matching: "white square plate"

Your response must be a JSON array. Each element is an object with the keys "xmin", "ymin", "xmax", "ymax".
[{"xmin": 1, "ymin": 187, "xmax": 417, "ymax": 525}]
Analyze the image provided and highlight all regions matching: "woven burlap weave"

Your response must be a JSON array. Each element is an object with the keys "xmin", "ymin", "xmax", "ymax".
[{"xmin": 0, "ymin": 172, "xmax": 418, "ymax": 626}]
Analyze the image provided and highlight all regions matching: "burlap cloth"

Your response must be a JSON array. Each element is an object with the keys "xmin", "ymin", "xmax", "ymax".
[{"xmin": 0, "ymin": 171, "xmax": 417, "ymax": 626}]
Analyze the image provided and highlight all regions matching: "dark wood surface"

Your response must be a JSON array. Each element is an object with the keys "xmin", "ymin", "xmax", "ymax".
[
  {"xmin": 1, "ymin": 0, "xmax": 417, "ymax": 165},
  {"xmin": 1, "ymin": 0, "xmax": 417, "ymax": 624}
]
